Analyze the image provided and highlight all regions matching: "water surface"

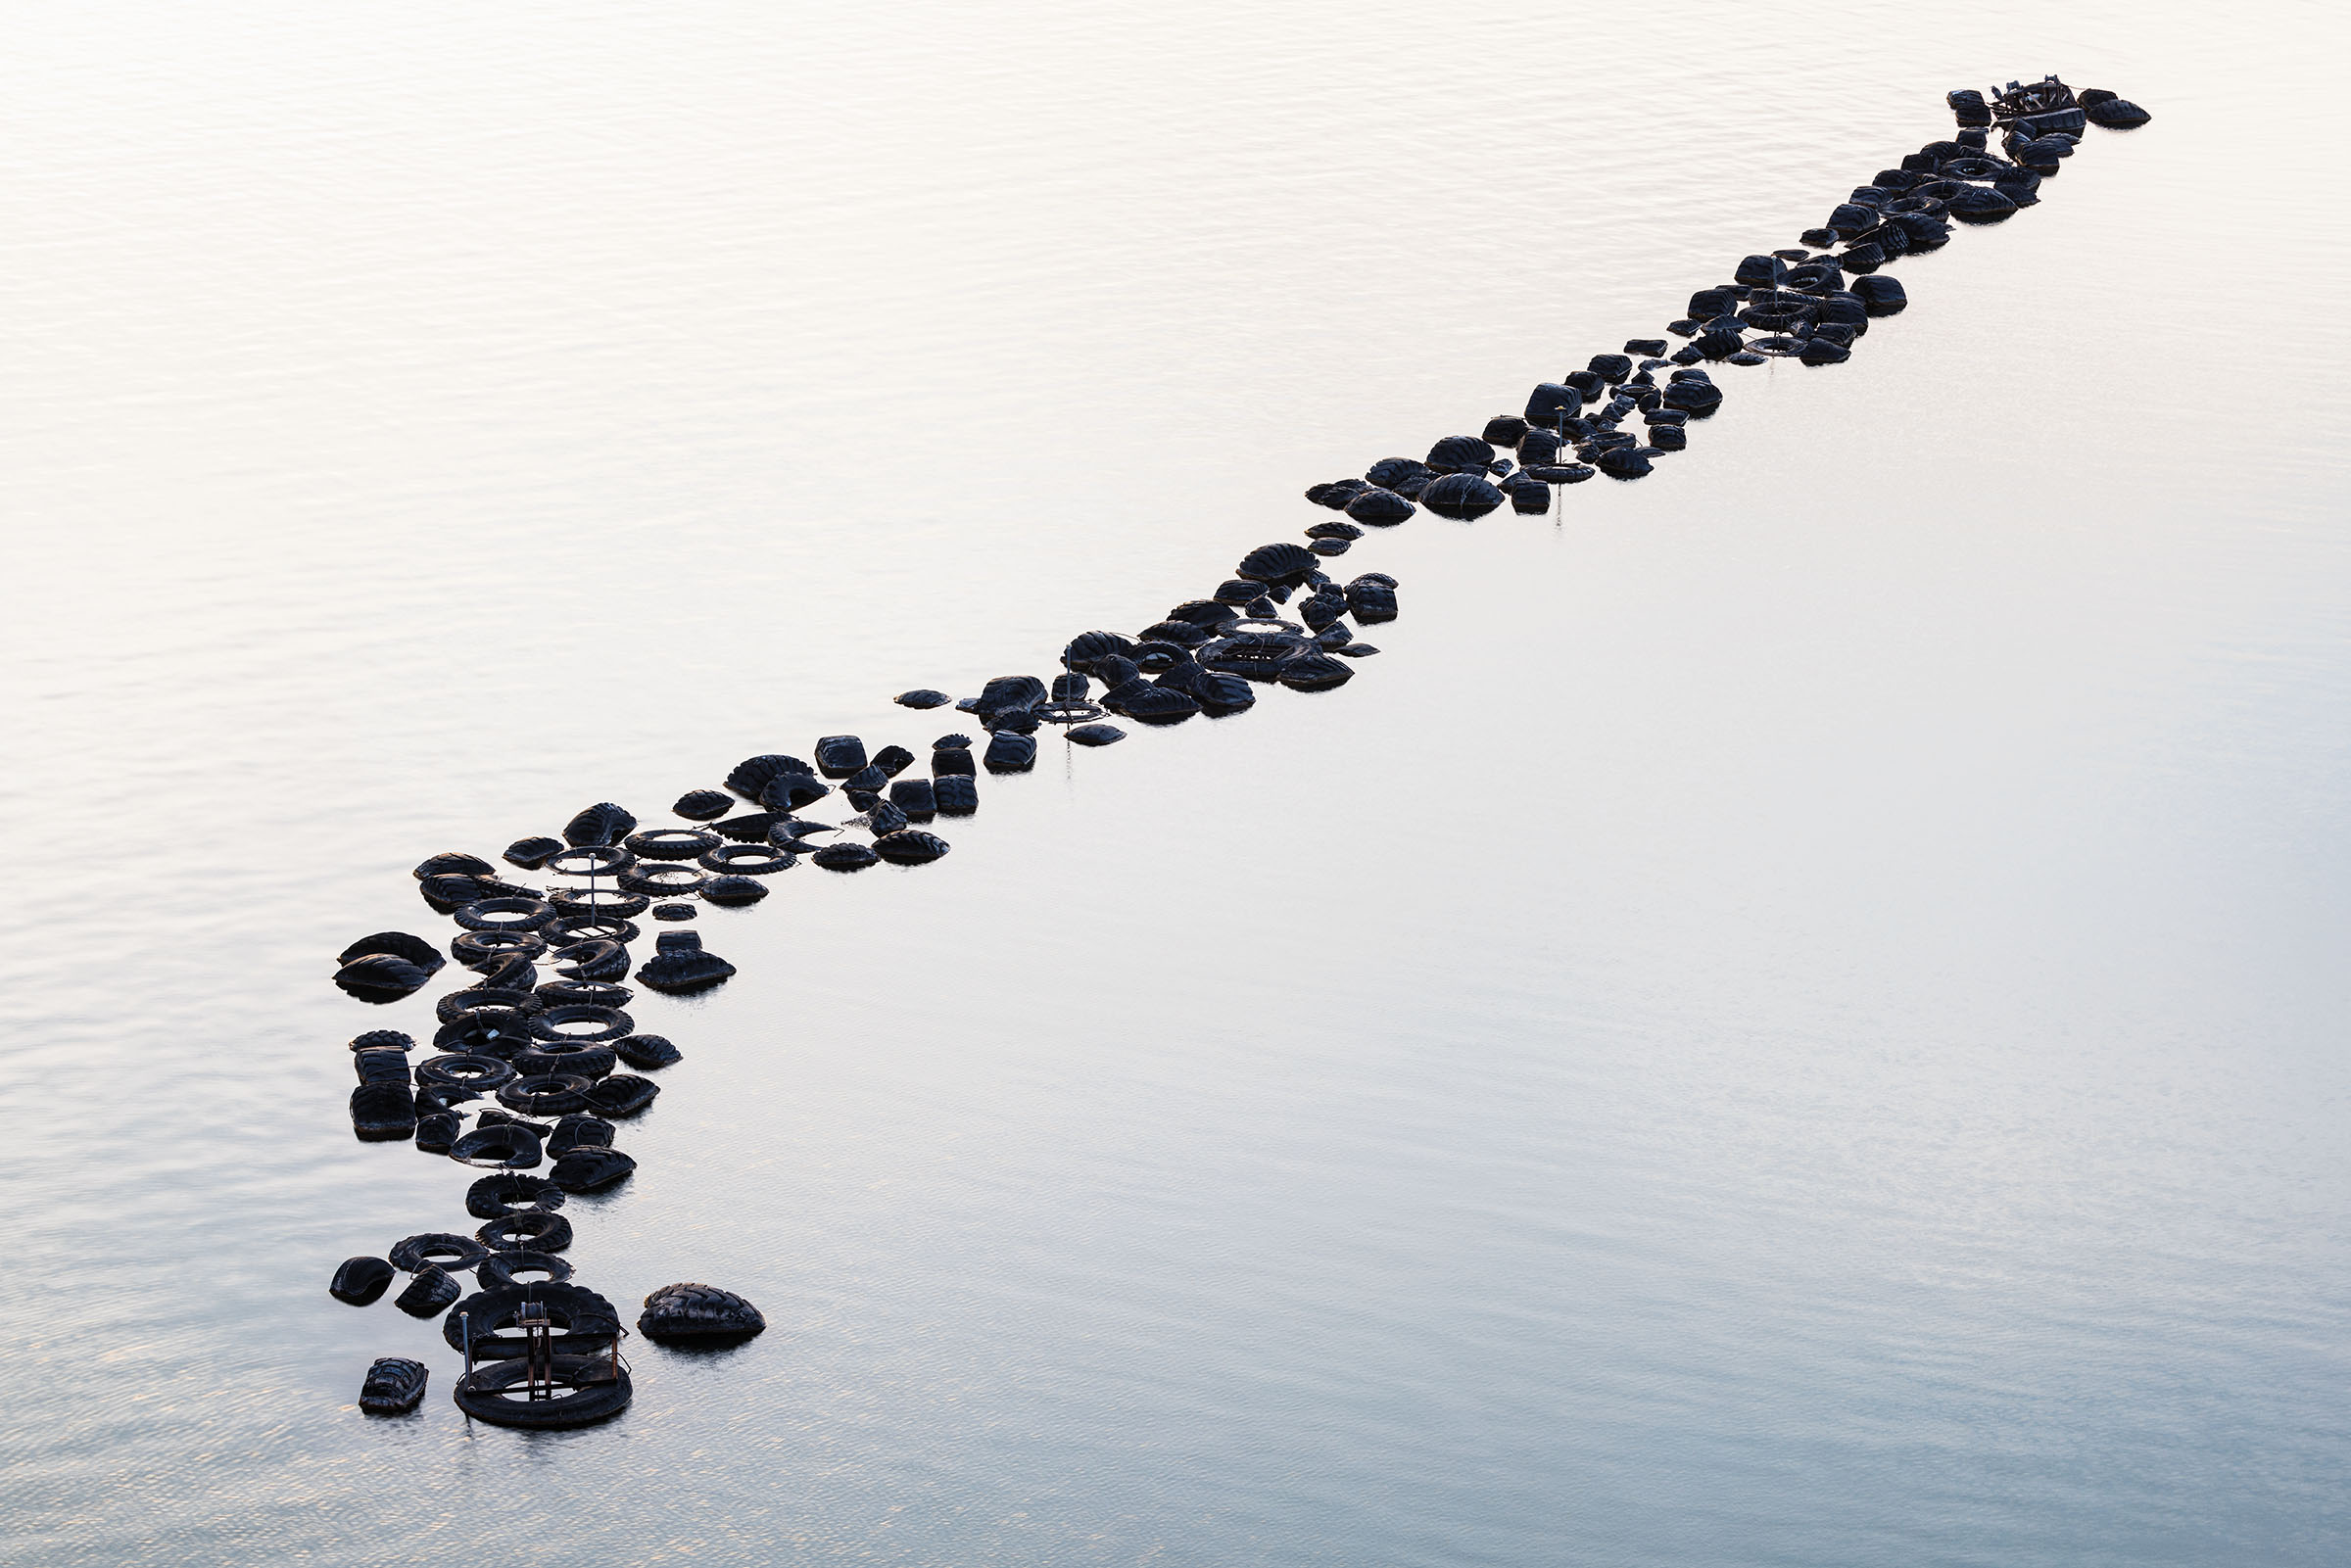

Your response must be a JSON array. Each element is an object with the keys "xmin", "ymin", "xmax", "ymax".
[{"xmin": 3, "ymin": 2, "xmax": 2349, "ymax": 1563}]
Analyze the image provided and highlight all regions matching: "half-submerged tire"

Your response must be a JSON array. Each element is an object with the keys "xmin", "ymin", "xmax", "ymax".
[
  {"xmin": 452, "ymin": 1356, "xmax": 632, "ymax": 1429},
  {"xmin": 335, "ymin": 955, "xmax": 431, "ymax": 1003},
  {"xmin": 394, "ymin": 1265, "xmax": 460, "ymax": 1318},
  {"xmin": 1066, "ymin": 723, "xmax": 1126, "ymax": 746},
  {"xmin": 338, "ymin": 931, "xmax": 444, "ymax": 974},
  {"xmin": 450, "ymin": 1123, "xmax": 544, "ymax": 1169},
  {"xmin": 359, "ymin": 1357, "xmax": 429, "ymax": 1415},
  {"xmin": 638, "ymin": 1282, "xmax": 767, "ymax": 1345},
  {"xmin": 624, "ymin": 828, "xmax": 718, "ymax": 862},
  {"xmin": 465, "ymin": 1173, "xmax": 563, "ymax": 1218},
  {"xmin": 563, "ymin": 802, "xmax": 637, "ymax": 848},
  {"xmin": 330, "ymin": 1256, "xmax": 396, "ymax": 1307},
  {"xmin": 1277, "ymin": 653, "xmax": 1354, "ymax": 692},
  {"xmin": 933, "ymin": 776, "xmax": 980, "ymax": 815},
  {"xmin": 812, "ymin": 841, "xmax": 880, "ymax": 872},
  {"xmin": 672, "ymin": 788, "xmax": 733, "ymax": 821},
  {"xmin": 1345, "ymin": 487, "xmax": 1415, "ymax": 526},
  {"xmin": 984, "ymin": 732, "xmax": 1036, "ymax": 773},
  {"xmin": 634, "ymin": 949, "xmax": 737, "ymax": 992},
  {"xmin": 551, "ymin": 1146, "xmax": 638, "ymax": 1193},
  {"xmin": 350, "ymin": 1081, "xmax": 416, "ymax": 1141},
  {"xmin": 698, "ymin": 875, "xmax": 769, "ymax": 907},
  {"xmin": 874, "ymin": 831, "xmax": 951, "ymax": 866},
  {"xmin": 585, "ymin": 1074, "xmax": 659, "ymax": 1117},
  {"xmin": 504, "ymin": 836, "xmax": 564, "ymax": 870},
  {"xmin": 895, "ymin": 689, "xmax": 952, "ymax": 709},
  {"xmin": 1417, "ymin": 472, "xmax": 1505, "ymax": 520},
  {"xmin": 614, "ymin": 1033, "xmax": 683, "ymax": 1070}
]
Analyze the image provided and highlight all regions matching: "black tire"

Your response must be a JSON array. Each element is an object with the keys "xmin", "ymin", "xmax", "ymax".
[
  {"xmin": 672, "ymin": 788, "xmax": 733, "ymax": 821},
  {"xmin": 334, "ymin": 955, "xmax": 431, "ymax": 1003},
  {"xmin": 638, "ymin": 1282, "xmax": 768, "ymax": 1343},
  {"xmin": 451, "ymin": 930, "xmax": 547, "ymax": 969},
  {"xmin": 549, "ymin": 938, "xmax": 629, "ymax": 982},
  {"xmin": 452, "ymin": 1356, "xmax": 632, "ymax": 1428},
  {"xmin": 436, "ymin": 984, "xmax": 533, "ymax": 1025},
  {"xmin": 499, "ymin": 1073, "xmax": 594, "ymax": 1116},
  {"xmin": 635, "ymin": 949, "xmax": 738, "ymax": 992},
  {"xmin": 477, "ymin": 1249, "xmax": 575, "ymax": 1290},
  {"xmin": 895, "ymin": 689, "xmax": 952, "ymax": 708},
  {"xmin": 416, "ymin": 1054, "xmax": 517, "ymax": 1092},
  {"xmin": 529, "ymin": 1004, "xmax": 634, "ymax": 1044},
  {"xmin": 623, "ymin": 829, "xmax": 718, "ymax": 862},
  {"xmin": 394, "ymin": 1265, "xmax": 461, "ymax": 1318},
  {"xmin": 888, "ymin": 779, "xmax": 936, "ymax": 819},
  {"xmin": 465, "ymin": 1173, "xmax": 564, "ymax": 1218},
  {"xmin": 504, "ymin": 836, "xmax": 564, "ymax": 870},
  {"xmin": 415, "ymin": 851, "xmax": 495, "ymax": 881},
  {"xmin": 697, "ymin": 843, "xmax": 793, "ymax": 875},
  {"xmin": 812, "ymin": 841, "xmax": 880, "ymax": 872},
  {"xmin": 614, "ymin": 1034, "xmax": 683, "ymax": 1070},
  {"xmin": 933, "ymin": 776, "xmax": 980, "ymax": 816},
  {"xmin": 449, "ymin": 1123, "xmax": 544, "ymax": 1169},
  {"xmin": 534, "ymin": 978, "xmax": 633, "ymax": 1010},
  {"xmin": 353, "ymin": 1049, "xmax": 411, "ymax": 1086},
  {"xmin": 543, "ymin": 915, "xmax": 641, "ymax": 948},
  {"xmin": 1066, "ymin": 723, "xmax": 1126, "ymax": 746},
  {"xmin": 651, "ymin": 903, "xmax": 696, "ymax": 922},
  {"xmin": 873, "ymin": 831, "xmax": 951, "ymax": 866},
  {"xmin": 442, "ymin": 1282, "xmax": 621, "ymax": 1358},
  {"xmin": 358, "ymin": 1356, "xmax": 430, "ymax": 1415},
  {"xmin": 431, "ymin": 1010, "xmax": 534, "ymax": 1056},
  {"xmin": 330, "ymin": 1256, "xmax": 395, "ymax": 1306},
  {"xmin": 585, "ymin": 1074, "xmax": 659, "ymax": 1117},
  {"xmin": 454, "ymin": 897, "xmax": 556, "ymax": 934},
  {"xmin": 698, "ymin": 875, "xmax": 769, "ymax": 906},
  {"xmin": 546, "ymin": 887, "xmax": 650, "ymax": 921},
  {"xmin": 350, "ymin": 1081, "xmax": 416, "ymax": 1141},
  {"xmin": 415, "ymin": 1112, "xmax": 461, "ymax": 1154},
  {"xmin": 476, "ymin": 1209, "xmax": 574, "ymax": 1252},
  {"xmin": 563, "ymin": 802, "xmax": 637, "ymax": 848},
  {"xmin": 337, "ymin": 931, "xmax": 445, "ymax": 972},
  {"xmin": 545, "ymin": 843, "xmax": 635, "ymax": 878},
  {"xmin": 512, "ymin": 1041, "xmax": 616, "ymax": 1080},
  {"xmin": 549, "ymin": 1114, "xmax": 615, "ymax": 1155},
  {"xmin": 389, "ymin": 1233, "xmax": 492, "ymax": 1273},
  {"xmin": 550, "ymin": 1146, "xmax": 638, "ymax": 1193}
]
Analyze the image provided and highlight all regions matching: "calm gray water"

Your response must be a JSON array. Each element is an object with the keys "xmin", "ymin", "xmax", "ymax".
[{"xmin": 4, "ymin": 1, "xmax": 2349, "ymax": 1563}]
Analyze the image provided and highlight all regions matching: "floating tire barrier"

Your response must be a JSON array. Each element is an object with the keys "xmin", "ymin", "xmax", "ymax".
[
  {"xmin": 359, "ymin": 1357, "xmax": 429, "ymax": 1415},
  {"xmin": 453, "ymin": 1355, "xmax": 632, "ymax": 1429},
  {"xmin": 326, "ymin": 76, "xmax": 2147, "ymax": 1428},
  {"xmin": 389, "ymin": 1233, "xmax": 492, "ymax": 1274},
  {"xmin": 330, "ymin": 1256, "xmax": 396, "ymax": 1306},
  {"xmin": 638, "ymin": 1282, "xmax": 766, "ymax": 1345}
]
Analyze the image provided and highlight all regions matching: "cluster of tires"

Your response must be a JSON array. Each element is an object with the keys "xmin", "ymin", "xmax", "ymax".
[
  {"xmin": 1281, "ymin": 75, "xmax": 2148, "ymax": 520},
  {"xmin": 329, "ymin": 79, "xmax": 2144, "ymax": 1426}
]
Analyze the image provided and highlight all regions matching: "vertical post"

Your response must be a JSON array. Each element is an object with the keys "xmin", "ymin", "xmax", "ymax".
[{"xmin": 461, "ymin": 1312, "xmax": 474, "ymax": 1377}]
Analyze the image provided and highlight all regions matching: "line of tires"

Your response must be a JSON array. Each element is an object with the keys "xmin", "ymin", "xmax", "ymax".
[{"xmin": 330, "ymin": 76, "xmax": 2145, "ymax": 1424}]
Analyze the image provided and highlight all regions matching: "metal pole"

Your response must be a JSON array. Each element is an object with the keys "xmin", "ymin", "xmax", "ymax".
[{"xmin": 462, "ymin": 1312, "xmax": 473, "ymax": 1376}]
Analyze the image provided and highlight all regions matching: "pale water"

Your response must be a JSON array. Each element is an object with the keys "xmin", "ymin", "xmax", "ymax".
[{"xmin": 3, "ymin": 2, "xmax": 2349, "ymax": 1563}]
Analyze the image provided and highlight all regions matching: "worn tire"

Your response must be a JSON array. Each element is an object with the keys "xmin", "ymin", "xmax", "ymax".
[
  {"xmin": 477, "ymin": 1249, "xmax": 574, "ymax": 1290},
  {"xmin": 330, "ymin": 1256, "xmax": 396, "ymax": 1306},
  {"xmin": 476, "ymin": 1210, "xmax": 574, "ymax": 1253},
  {"xmin": 550, "ymin": 1146, "xmax": 638, "ymax": 1193},
  {"xmin": 449, "ymin": 1123, "xmax": 544, "ymax": 1169},
  {"xmin": 389, "ymin": 1233, "xmax": 492, "ymax": 1274},
  {"xmin": 499, "ymin": 1073, "xmax": 595, "ymax": 1117},
  {"xmin": 452, "ymin": 1356, "xmax": 632, "ymax": 1428},
  {"xmin": 528, "ymin": 1004, "xmax": 634, "ymax": 1044},
  {"xmin": 638, "ymin": 1282, "xmax": 767, "ymax": 1344},
  {"xmin": 465, "ymin": 1173, "xmax": 564, "ymax": 1218}
]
